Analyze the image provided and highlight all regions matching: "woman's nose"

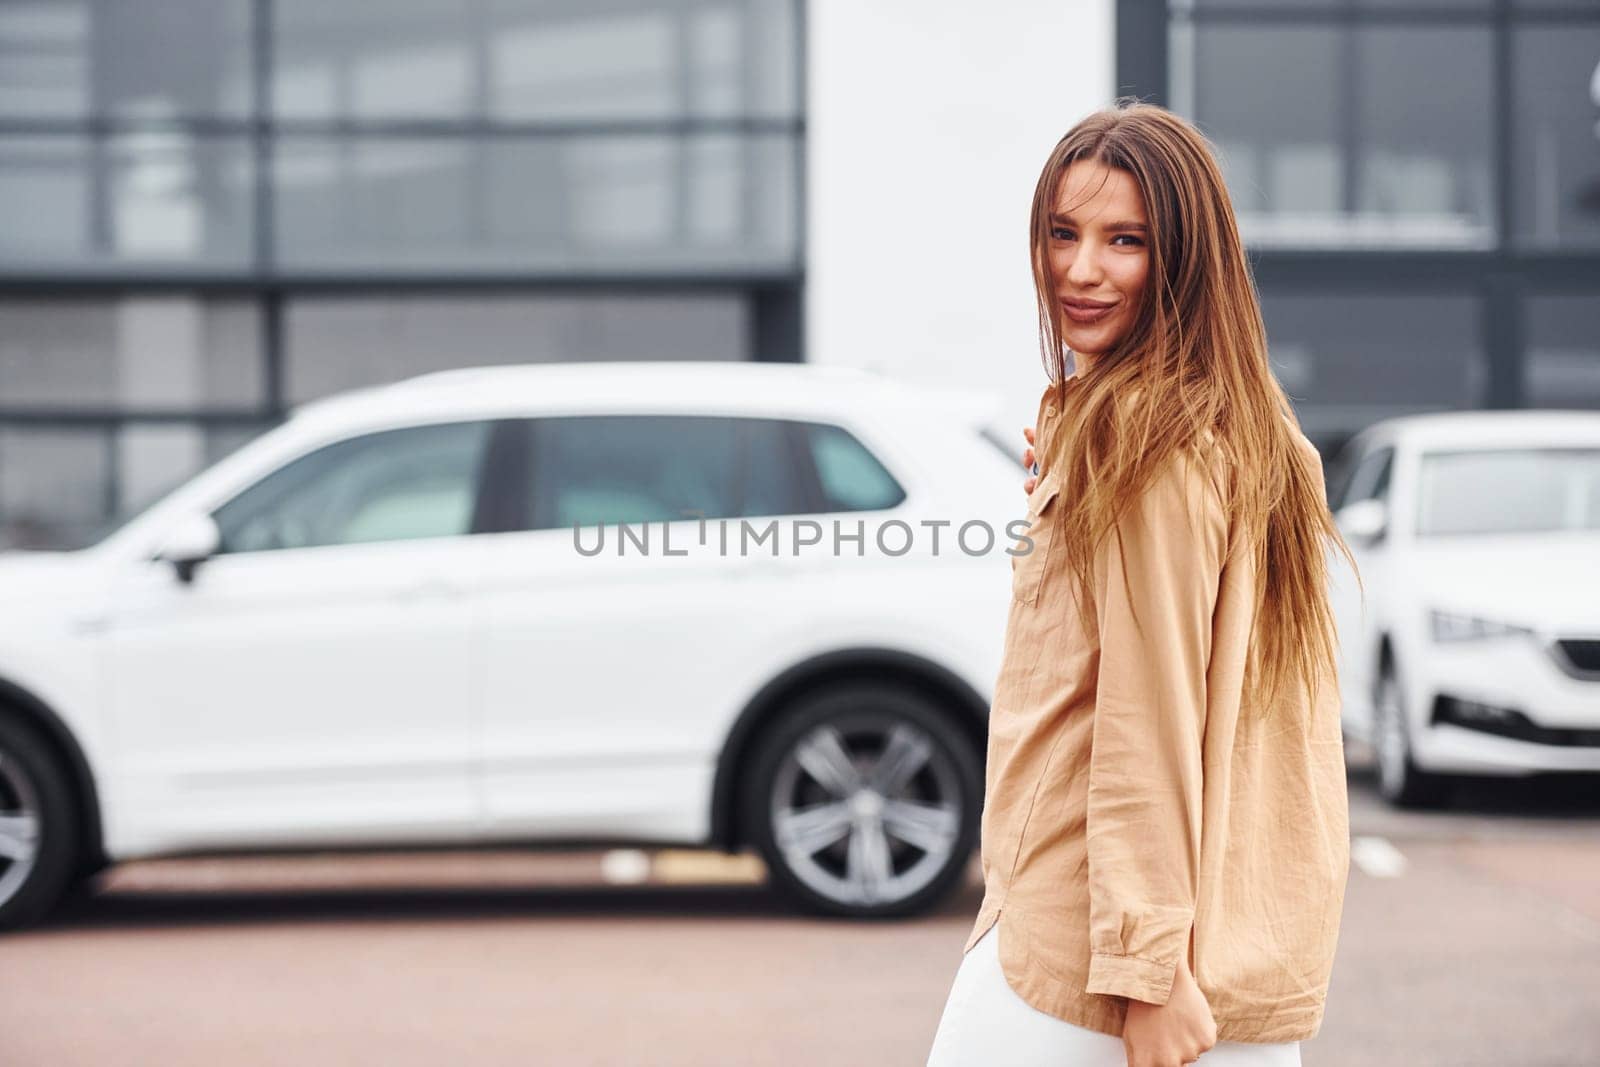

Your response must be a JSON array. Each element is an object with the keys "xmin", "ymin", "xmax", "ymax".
[{"xmin": 1065, "ymin": 248, "xmax": 1103, "ymax": 287}]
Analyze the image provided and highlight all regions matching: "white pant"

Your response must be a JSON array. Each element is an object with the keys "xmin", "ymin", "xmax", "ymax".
[{"xmin": 926, "ymin": 923, "xmax": 1303, "ymax": 1066}]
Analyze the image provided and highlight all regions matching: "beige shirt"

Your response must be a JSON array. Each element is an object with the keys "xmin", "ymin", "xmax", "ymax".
[{"xmin": 964, "ymin": 375, "xmax": 1351, "ymax": 1044}]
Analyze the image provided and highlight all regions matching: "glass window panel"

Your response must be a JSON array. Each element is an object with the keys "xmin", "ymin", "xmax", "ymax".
[
  {"xmin": 1512, "ymin": 25, "xmax": 1600, "ymax": 250},
  {"xmin": 1174, "ymin": 1, "xmax": 1324, "ymax": 7},
  {"xmin": 1178, "ymin": 25, "xmax": 1341, "ymax": 233},
  {"xmin": 1324, "ymin": 436, "xmax": 1368, "ymax": 511},
  {"xmin": 273, "ymin": 133, "xmax": 796, "ymax": 272},
  {"xmin": 1526, "ymin": 294, "xmax": 1600, "ymax": 409},
  {"xmin": 1340, "ymin": 446, "xmax": 1395, "ymax": 510},
  {"xmin": 0, "ymin": 0, "xmax": 253, "ymax": 120},
  {"xmin": 272, "ymin": 0, "xmax": 798, "ymax": 120},
  {"xmin": 1355, "ymin": 28, "xmax": 1493, "ymax": 246},
  {"xmin": 284, "ymin": 292, "xmax": 745, "ymax": 405},
  {"xmin": 1260, "ymin": 292, "xmax": 1487, "ymax": 440},
  {"xmin": 0, "ymin": 135, "xmax": 253, "ymax": 268},
  {"xmin": 0, "ymin": 137, "xmax": 93, "ymax": 263},
  {"xmin": 491, "ymin": 5, "xmax": 686, "ymax": 121},
  {"xmin": 805, "ymin": 423, "xmax": 905, "ymax": 513},
  {"xmin": 1417, "ymin": 449, "xmax": 1600, "ymax": 536},
  {"xmin": 1175, "ymin": 24, "xmax": 1494, "ymax": 248},
  {"xmin": 212, "ymin": 420, "xmax": 492, "ymax": 553},
  {"xmin": 272, "ymin": 0, "xmax": 476, "ymax": 119},
  {"xmin": 739, "ymin": 419, "xmax": 810, "ymax": 518},
  {"xmin": 526, "ymin": 415, "xmax": 740, "ymax": 530},
  {"xmin": 0, "ymin": 426, "xmax": 110, "ymax": 549},
  {"xmin": 1179, "ymin": 1, "xmax": 1489, "ymax": 7},
  {"xmin": 0, "ymin": 297, "xmax": 264, "ymax": 409},
  {"xmin": 0, "ymin": 1, "xmax": 91, "ymax": 117}
]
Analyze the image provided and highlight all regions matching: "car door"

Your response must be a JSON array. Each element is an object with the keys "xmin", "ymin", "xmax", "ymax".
[
  {"xmin": 1330, "ymin": 440, "xmax": 1397, "ymax": 735},
  {"xmin": 102, "ymin": 418, "xmax": 496, "ymax": 852},
  {"xmin": 473, "ymin": 413, "xmax": 814, "ymax": 840}
]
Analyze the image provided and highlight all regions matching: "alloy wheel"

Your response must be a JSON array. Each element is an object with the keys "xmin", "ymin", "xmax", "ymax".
[
  {"xmin": 0, "ymin": 751, "xmax": 43, "ymax": 911},
  {"xmin": 768, "ymin": 716, "xmax": 965, "ymax": 910},
  {"xmin": 1375, "ymin": 671, "xmax": 1410, "ymax": 800},
  {"xmin": 1372, "ymin": 665, "xmax": 1449, "ymax": 809}
]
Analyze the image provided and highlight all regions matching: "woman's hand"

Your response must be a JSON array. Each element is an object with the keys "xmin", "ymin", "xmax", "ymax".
[
  {"xmin": 1120, "ymin": 953, "xmax": 1218, "ymax": 1067},
  {"xmin": 1022, "ymin": 426, "xmax": 1037, "ymax": 495}
]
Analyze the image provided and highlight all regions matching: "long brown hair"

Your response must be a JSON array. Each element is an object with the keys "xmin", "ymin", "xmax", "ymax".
[{"xmin": 1030, "ymin": 99, "xmax": 1360, "ymax": 718}]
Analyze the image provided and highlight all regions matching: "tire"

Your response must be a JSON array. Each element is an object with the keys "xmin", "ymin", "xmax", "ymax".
[
  {"xmin": 0, "ymin": 713, "xmax": 80, "ymax": 931},
  {"xmin": 742, "ymin": 681, "xmax": 982, "ymax": 919},
  {"xmin": 1373, "ymin": 660, "xmax": 1450, "ymax": 810}
]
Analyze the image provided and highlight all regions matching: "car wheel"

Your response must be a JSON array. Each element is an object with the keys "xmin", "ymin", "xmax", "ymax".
[
  {"xmin": 1373, "ymin": 661, "xmax": 1449, "ymax": 810},
  {"xmin": 743, "ymin": 682, "xmax": 982, "ymax": 919},
  {"xmin": 0, "ymin": 713, "xmax": 80, "ymax": 931}
]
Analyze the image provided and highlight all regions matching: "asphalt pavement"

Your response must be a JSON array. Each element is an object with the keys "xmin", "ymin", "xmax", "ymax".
[{"xmin": 3, "ymin": 746, "xmax": 1597, "ymax": 1067}]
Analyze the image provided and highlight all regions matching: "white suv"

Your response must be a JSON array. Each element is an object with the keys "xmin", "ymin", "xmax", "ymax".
[
  {"xmin": 0, "ymin": 361, "xmax": 1031, "ymax": 928},
  {"xmin": 1328, "ymin": 410, "xmax": 1600, "ymax": 807}
]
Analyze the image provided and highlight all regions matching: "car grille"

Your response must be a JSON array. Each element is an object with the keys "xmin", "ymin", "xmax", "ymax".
[{"xmin": 1554, "ymin": 639, "xmax": 1600, "ymax": 676}]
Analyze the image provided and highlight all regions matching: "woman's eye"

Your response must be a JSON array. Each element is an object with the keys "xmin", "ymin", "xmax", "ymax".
[{"xmin": 1049, "ymin": 227, "xmax": 1143, "ymax": 246}]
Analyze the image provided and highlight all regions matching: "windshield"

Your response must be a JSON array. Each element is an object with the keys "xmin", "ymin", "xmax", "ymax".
[{"xmin": 1416, "ymin": 447, "xmax": 1600, "ymax": 536}]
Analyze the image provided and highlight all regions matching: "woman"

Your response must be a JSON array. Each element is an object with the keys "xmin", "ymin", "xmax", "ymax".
[{"xmin": 925, "ymin": 102, "xmax": 1357, "ymax": 1067}]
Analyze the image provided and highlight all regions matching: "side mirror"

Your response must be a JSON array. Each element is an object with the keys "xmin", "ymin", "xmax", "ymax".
[
  {"xmin": 1336, "ymin": 498, "xmax": 1387, "ymax": 543},
  {"xmin": 153, "ymin": 513, "xmax": 221, "ymax": 584}
]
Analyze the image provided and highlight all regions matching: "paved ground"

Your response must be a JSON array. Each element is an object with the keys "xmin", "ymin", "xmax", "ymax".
[{"xmin": 3, "ymin": 747, "xmax": 1597, "ymax": 1066}]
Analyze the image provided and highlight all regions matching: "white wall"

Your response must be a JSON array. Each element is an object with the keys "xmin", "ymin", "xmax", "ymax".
[{"xmin": 805, "ymin": 0, "xmax": 1115, "ymax": 444}]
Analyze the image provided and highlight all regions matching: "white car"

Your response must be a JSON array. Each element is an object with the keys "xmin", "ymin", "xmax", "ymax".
[
  {"xmin": 0, "ymin": 361, "xmax": 1033, "ymax": 929},
  {"xmin": 1327, "ymin": 410, "xmax": 1600, "ymax": 808}
]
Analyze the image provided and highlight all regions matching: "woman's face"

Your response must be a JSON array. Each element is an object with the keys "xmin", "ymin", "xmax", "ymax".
[{"xmin": 1046, "ymin": 160, "xmax": 1150, "ymax": 360}]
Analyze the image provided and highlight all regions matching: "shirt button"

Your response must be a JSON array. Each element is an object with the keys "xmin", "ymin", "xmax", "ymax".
[{"xmin": 1045, "ymin": 405, "xmax": 1056, "ymax": 417}]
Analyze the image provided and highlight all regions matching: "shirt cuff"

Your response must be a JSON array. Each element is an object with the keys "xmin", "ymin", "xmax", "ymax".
[{"xmin": 1085, "ymin": 952, "xmax": 1179, "ymax": 1006}]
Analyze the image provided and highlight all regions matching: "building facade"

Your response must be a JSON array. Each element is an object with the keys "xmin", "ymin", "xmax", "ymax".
[
  {"xmin": 0, "ymin": 0, "xmax": 805, "ymax": 547},
  {"xmin": 0, "ymin": 0, "xmax": 1596, "ymax": 547},
  {"xmin": 1123, "ymin": 0, "xmax": 1600, "ymax": 458}
]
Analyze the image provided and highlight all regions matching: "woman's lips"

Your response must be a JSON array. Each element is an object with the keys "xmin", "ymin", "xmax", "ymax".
[{"xmin": 1062, "ymin": 299, "xmax": 1116, "ymax": 325}]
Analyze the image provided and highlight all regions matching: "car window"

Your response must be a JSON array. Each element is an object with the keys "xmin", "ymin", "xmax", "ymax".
[
  {"xmin": 212, "ymin": 421, "xmax": 492, "ymax": 554},
  {"xmin": 804, "ymin": 423, "xmax": 906, "ymax": 512},
  {"xmin": 513, "ymin": 415, "xmax": 903, "ymax": 532},
  {"xmin": 1323, "ymin": 436, "xmax": 1363, "ymax": 510},
  {"xmin": 1416, "ymin": 447, "xmax": 1600, "ymax": 536},
  {"xmin": 1340, "ymin": 445, "xmax": 1395, "ymax": 509},
  {"xmin": 738, "ymin": 419, "xmax": 812, "ymax": 519},
  {"xmin": 527, "ymin": 415, "xmax": 742, "ymax": 530}
]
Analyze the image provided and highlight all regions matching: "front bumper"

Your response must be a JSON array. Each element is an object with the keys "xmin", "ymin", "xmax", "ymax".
[{"xmin": 1408, "ymin": 635, "xmax": 1600, "ymax": 775}]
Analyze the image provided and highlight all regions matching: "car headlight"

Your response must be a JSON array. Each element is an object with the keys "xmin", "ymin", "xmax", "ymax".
[{"xmin": 1428, "ymin": 609, "xmax": 1537, "ymax": 643}]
